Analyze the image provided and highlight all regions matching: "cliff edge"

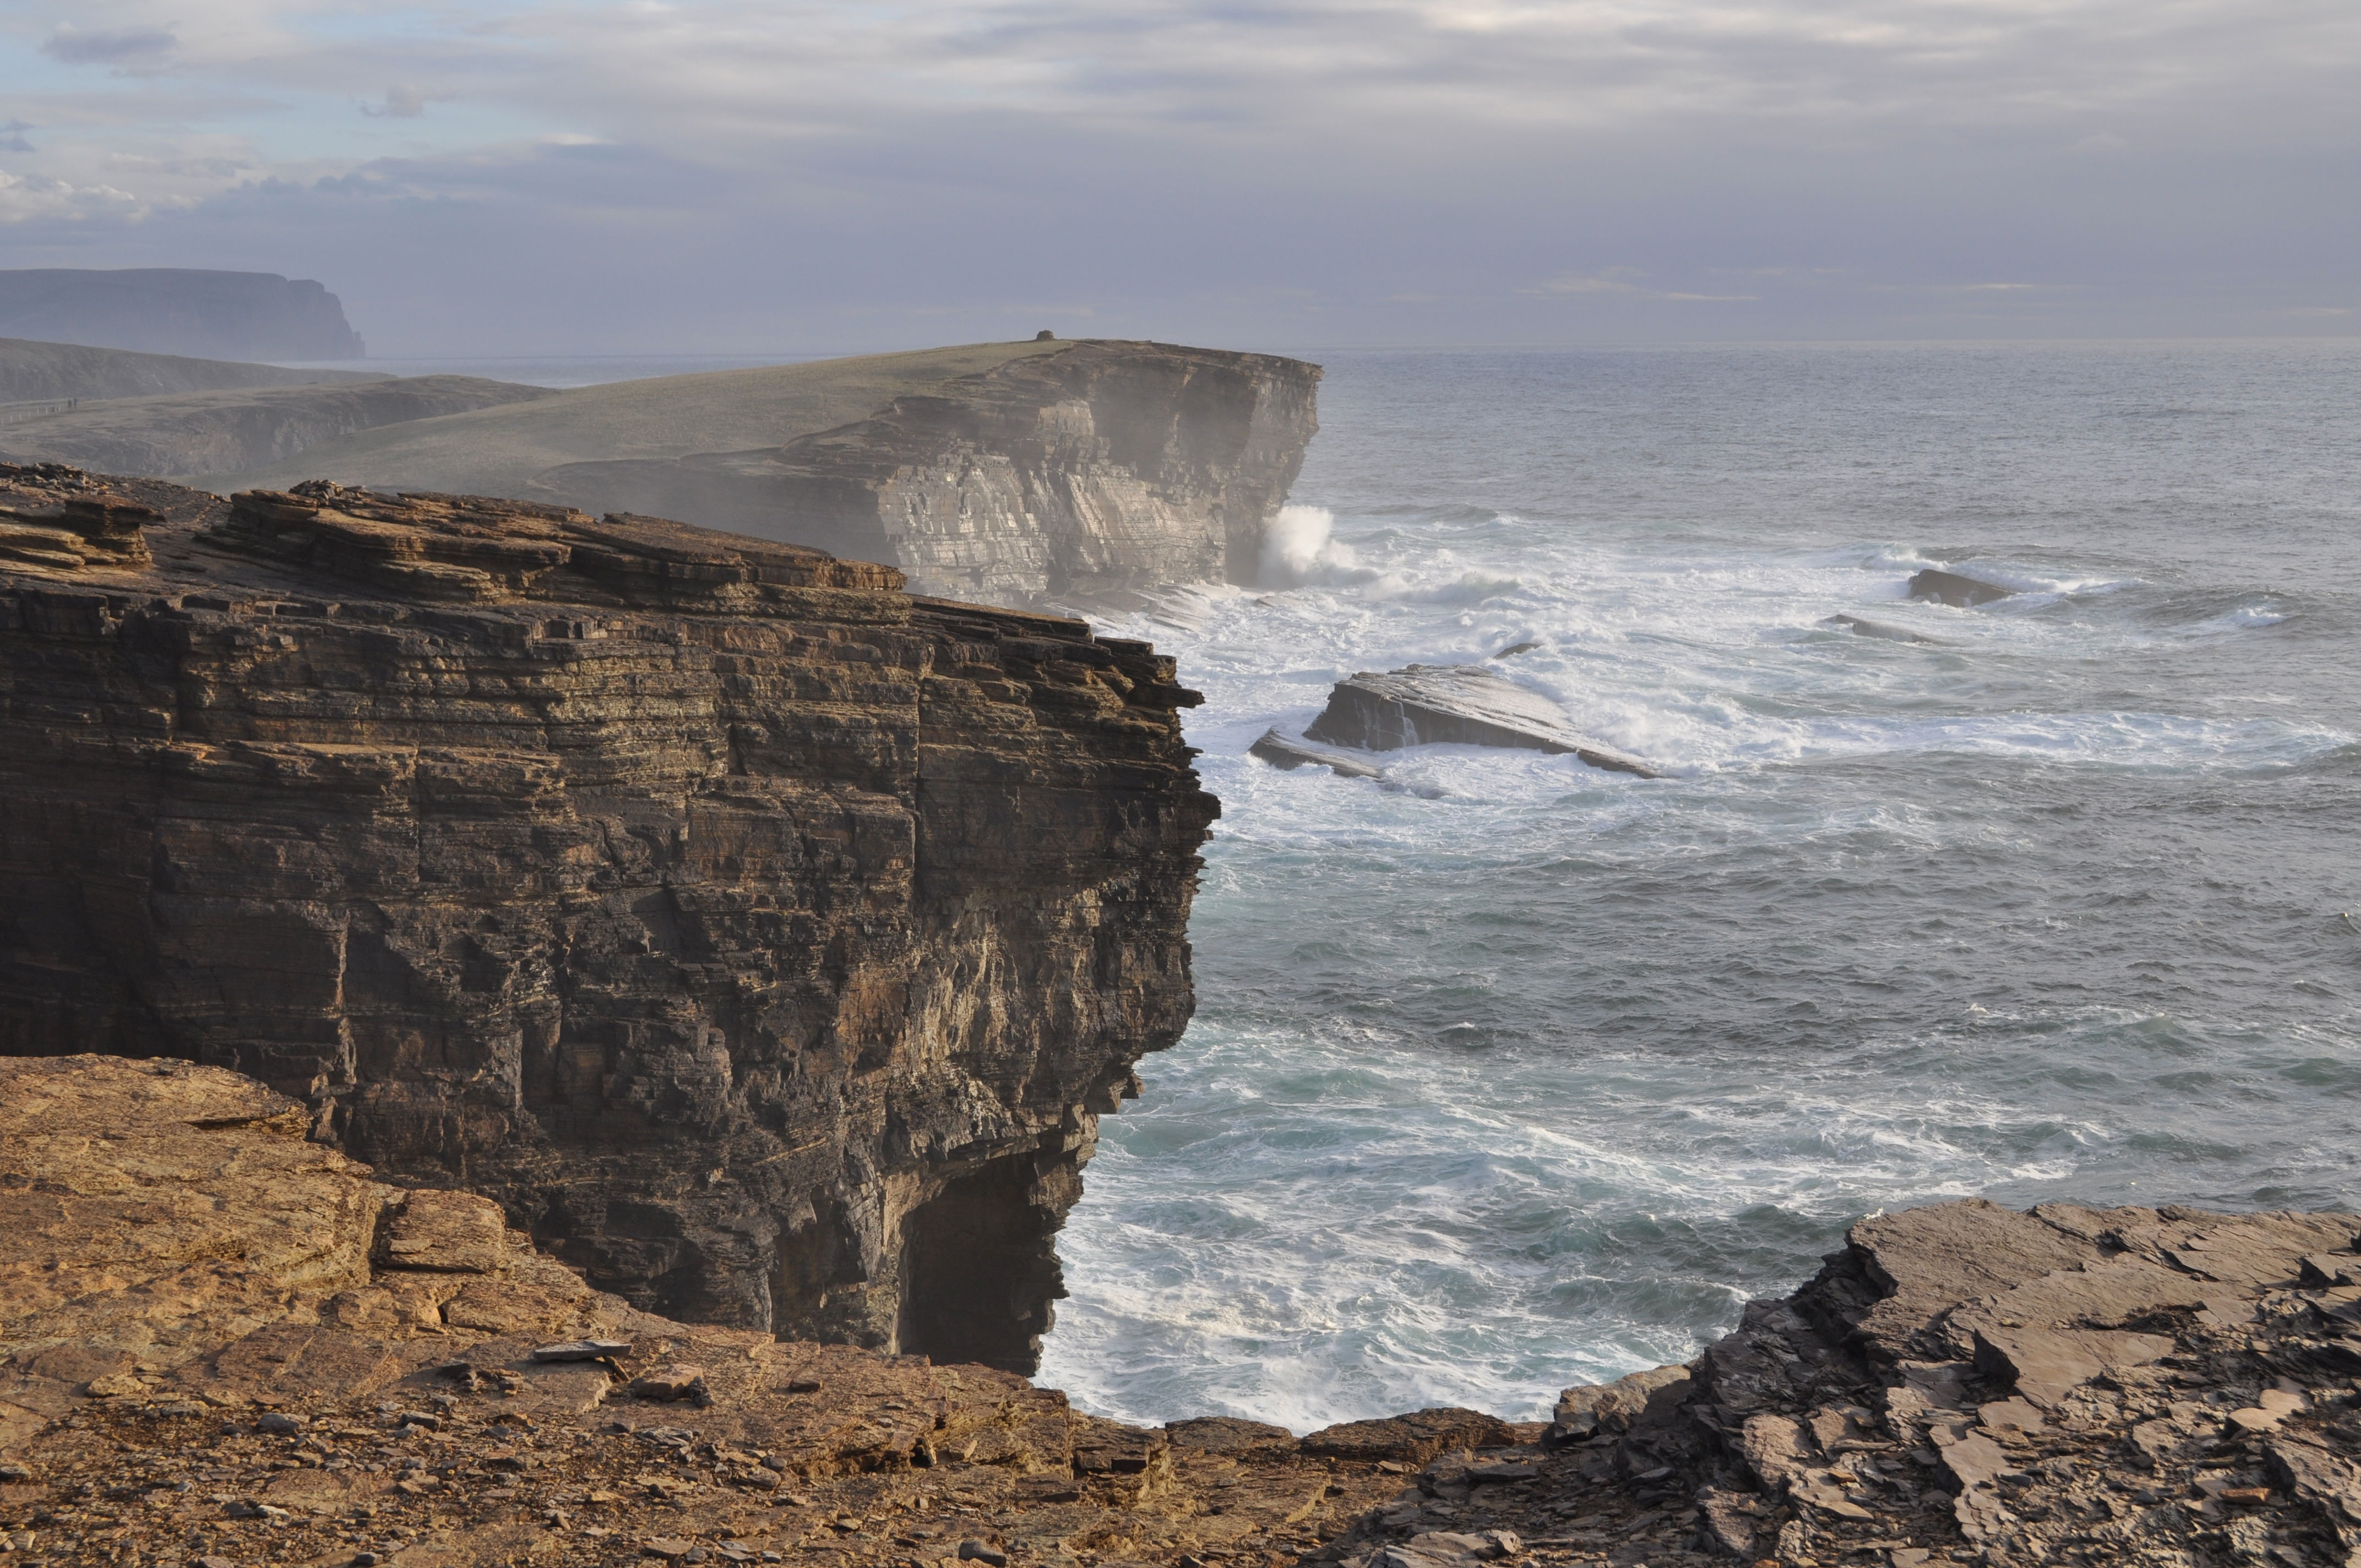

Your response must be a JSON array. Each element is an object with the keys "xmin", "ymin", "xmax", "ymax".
[
  {"xmin": 0, "ymin": 462, "xmax": 1218, "ymax": 1375},
  {"xmin": 9, "ymin": 1054, "xmax": 2357, "ymax": 1568},
  {"xmin": 215, "ymin": 339, "xmax": 1323, "ymax": 606}
]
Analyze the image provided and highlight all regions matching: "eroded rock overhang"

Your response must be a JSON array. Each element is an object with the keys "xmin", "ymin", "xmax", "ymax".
[{"xmin": 0, "ymin": 464, "xmax": 1221, "ymax": 1374}]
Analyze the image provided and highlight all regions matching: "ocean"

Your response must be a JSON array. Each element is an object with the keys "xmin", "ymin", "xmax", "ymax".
[{"xmin": 1032, "ymin": 341, "xmax": 2361, "ymax": 1433}]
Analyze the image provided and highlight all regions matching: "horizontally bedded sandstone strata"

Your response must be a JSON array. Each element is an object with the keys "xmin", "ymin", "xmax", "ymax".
[{"xmin": 0, "ymin": 461, "xmax": 1217, "ymax": 1374}]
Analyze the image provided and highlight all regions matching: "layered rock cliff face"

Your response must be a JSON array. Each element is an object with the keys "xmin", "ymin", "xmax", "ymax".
[
  {"xmin": 0, "ymin": 461, "xmax": 1217, "ymax": 1374},
  {"xmin": 531, "ymin": 340, "xmax": 1321, "ymax": 605}
]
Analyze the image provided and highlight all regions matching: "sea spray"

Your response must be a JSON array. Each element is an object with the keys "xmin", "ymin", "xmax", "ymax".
[{"xmin": 1038, "ymin": 341, "xmax": 2361, "ymax": 1431}]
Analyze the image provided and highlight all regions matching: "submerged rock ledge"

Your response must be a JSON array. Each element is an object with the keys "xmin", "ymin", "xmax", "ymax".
[
  {"xmin": 0, "ymin": 461, "xmax": 1218, "ymax": 1375},
  {"xmin": 8, "ymin": 1054, "xmax": 2358, "ymax": 1568}
]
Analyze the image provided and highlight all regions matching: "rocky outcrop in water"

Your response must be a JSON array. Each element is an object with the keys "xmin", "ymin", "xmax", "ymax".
[
  {"xmin": 1907, "ymin": 568, "xmax": 2015, "ymax": 608},
  {"xmin": 0, "ymin": 462, "xmax": 1216, "ymax": 1374},
  {"xmin": 1821, "ymin": 613, "xmax": 1953, "ymax": 645},
  {"xmin": 531, "ymin": 340, "xmax": 1321, "ymax": 605},
  {"xmin": 0, "ymin": 269, "xmax": 366, "ymax": 361},
  {"xmin": 1288, "ymin": 665, "xmax": 1661, "ymax": 778}
]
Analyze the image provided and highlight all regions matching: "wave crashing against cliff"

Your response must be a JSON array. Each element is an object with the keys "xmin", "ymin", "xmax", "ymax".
[{"xmin": 0, "ymin": 461, "xmax": 1218, "ymax": 1375}]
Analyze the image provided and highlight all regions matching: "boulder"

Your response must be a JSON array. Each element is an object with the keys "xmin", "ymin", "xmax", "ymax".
[
  {"xmin": 1906, "ymin": 567, "xmax": 2014, "ymax": 607},
  {"xmin": 1299, "ymin": 665, "xmax": 1661, "ymax": 778}
]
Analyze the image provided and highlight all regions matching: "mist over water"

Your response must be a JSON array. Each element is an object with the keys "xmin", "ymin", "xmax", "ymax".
[{"xmin": 1036, "ymin": 342, "xmax": 2361, "ymax": 1432}]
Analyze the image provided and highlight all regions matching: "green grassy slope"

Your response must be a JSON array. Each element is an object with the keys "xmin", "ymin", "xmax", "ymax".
[{"xmin": 210, "ymin": 339, "xmax": 1068, "ymax": 498}]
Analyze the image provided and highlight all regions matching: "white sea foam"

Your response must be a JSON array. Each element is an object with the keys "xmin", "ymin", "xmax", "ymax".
[{"xmin": 1038, "ymin": 345, "xmax": 2361, "ymax": 1432}]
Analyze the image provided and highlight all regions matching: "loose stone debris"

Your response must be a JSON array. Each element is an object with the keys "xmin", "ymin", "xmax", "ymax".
[{"xmin": 9, "ymin": 1060, "xmax": 2361, "ymax": 1568}]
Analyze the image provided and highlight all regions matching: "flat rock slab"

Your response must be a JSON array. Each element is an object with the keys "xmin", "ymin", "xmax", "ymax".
[
  {"xmin": 1249, "ymin": 727, "xmax": 1385, "ymax": 779},
  {"xmin": 1301, "ymin": 665, "xmax": 1661, "ymax": 777},
  {"xmin": 377, "ymin": 1189, "xmax": 508, "ymax": 1274},
  {"xmin": 1302, "ymin": 1407, "xmax": 1523, "ymax": 1463}
]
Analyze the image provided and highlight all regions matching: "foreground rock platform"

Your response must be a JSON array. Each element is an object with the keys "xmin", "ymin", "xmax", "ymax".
[
  {"xmin": 1294, "ymin": 666, "xmax": 1661, "ymax": 779},
  {"xmin": 12, "ymin": 1055, "xmax": 2357, "ymax": 1568},
  {"xmin": 0, "ymin": 1056, "xmax": 1517, "ymax": 1568},
  {"xmin": 1315, "ymin": 1197, "xmax": 2361, "ymax": 1568},
  {"xmin": 0, "ymin": 462, "xmax": 1218, "ymax": 1373}
]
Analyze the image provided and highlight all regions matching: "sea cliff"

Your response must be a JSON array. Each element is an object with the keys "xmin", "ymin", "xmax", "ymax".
[
  {"xmin": 535, "ymin": 340, "xmax": 1322, "ymax": 604},
  {"xmin": 192, "ymin": 339, "xmax": 1321, "ymax": 608},
  {"xmin": 0, "ymin": 461, "xmax": 1217, "ymax": 1374}
]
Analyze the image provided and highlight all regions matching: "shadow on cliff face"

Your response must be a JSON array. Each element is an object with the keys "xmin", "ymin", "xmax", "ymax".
[
  {"xmin": 0, "ymin": 462, "xmax": 1217, "ymax": 1375},
  {"xmin": 899, "ymin": 1155, "xmax": 1069, "ymax": 1373}
]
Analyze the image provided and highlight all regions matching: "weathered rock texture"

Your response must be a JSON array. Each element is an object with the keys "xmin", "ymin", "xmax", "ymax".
[
  {"xmin": 0, "ymin": 1054, "xmax": 1510, "ymax": 1568},
  {"xmin": 1314, "ymin": 1198, "xmax": 2361, "ymax": 1568},
  {"xmin": 0, "ymin": 461, "xmax": 1218, "ymax": 1374},
  {"xmin": 9, "ymin": 1058, "xmax": 2357, "ymax": 1568},
  {"xmin": 0, "ymin": 375, "xmax": 551, "ymax": 478},
  {"xmin": 1294, "ymin": 666, "xmax": 1661, "ymax": 779},
  {"xmin": 0, "ymin": 269, "xmax": 365, "ymax": 361},
  {"xmin": 531, "ymin": 340, "xmax": 1321, "ymax": 605}
]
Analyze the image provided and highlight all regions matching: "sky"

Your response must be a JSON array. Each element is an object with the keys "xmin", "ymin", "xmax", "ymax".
[{"xmin": 0, "ymin": 0, "xmax": 2355, "ymax": 355}]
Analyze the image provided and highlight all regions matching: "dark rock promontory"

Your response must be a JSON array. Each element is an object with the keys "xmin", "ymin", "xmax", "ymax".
[{"xmin": 0, "ymin": 462, "xmax": 1217, "ymax": 1374}]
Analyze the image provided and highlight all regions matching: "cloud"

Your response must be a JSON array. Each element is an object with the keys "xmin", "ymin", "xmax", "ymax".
[
  {"xmin": 0, "ymin": 122, "xmax": 33, "ymax": 155},
  {"xmin": 0, "ymin": 168, "xmax": 148, "ymax": 223},
  {"xmin": 1527, "ymin": 272, "xmax": 1756, "ymax": 303},
  {"xmin": 0, "ymin": 0, "xmax": 2352, "ymax": 350},
  {"xmin": 40, "ymin": 24, "xmax": 179, "ymax": 74},
  {"xmin": 362, "ymin": 85, "xmax": 455, "ymax": 121}
]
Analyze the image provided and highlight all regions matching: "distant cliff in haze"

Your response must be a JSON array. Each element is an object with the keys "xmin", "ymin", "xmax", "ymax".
[{"xmin": 0, "ymin": 269, "xmax": 366, "ymax": 361}]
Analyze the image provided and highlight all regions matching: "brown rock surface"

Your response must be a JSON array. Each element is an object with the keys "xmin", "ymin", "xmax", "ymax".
[
  {"xmin": 0, "ymin": 461, "xmax": 1216, "ymax": 1373},
  {"xmin": 0, "ymin": 1056, "xmax": 1411, "ymax": 1567},
  {"xmin": 1309, "ymin": 1200, "xmax": 2361, "ymax": 1568},
  {"xmin": 9, "ymin": 1059, "xmax": 2361, "ymax": 1568}
]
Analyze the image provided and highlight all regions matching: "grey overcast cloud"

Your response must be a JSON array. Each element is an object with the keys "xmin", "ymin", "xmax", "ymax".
[{"xmin": 1, "ymin": 0, "xmax": 2355, "ymax": 354}]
